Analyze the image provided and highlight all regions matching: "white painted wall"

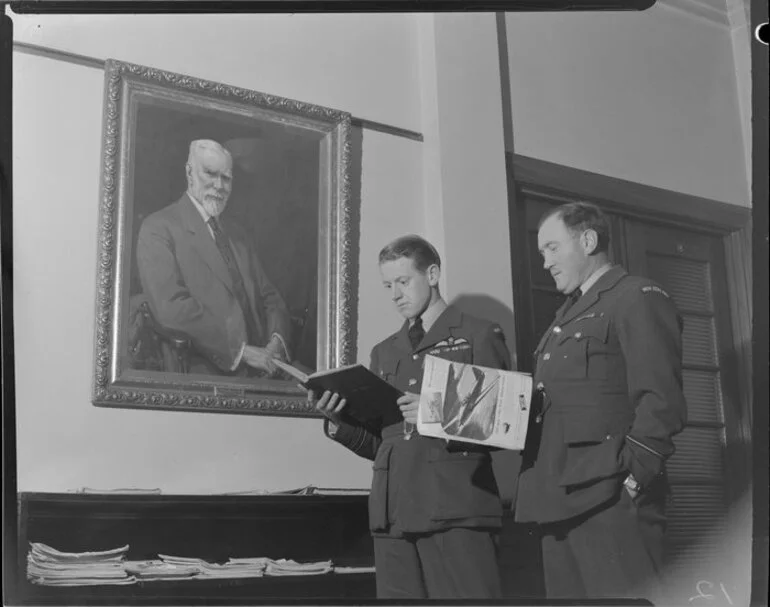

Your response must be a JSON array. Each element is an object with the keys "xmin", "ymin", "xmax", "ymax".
[
  {"xmin": 505, "ymin": 4, "xmax": 750, "ymax": 206},
  {"xmin": 12, "ymin": 7, "xmax": 749, "ymax": 501},
  {"xmin": 11, "ymin": 13, "xmax": 425, "ymax": 494},
  {"xmin": 417, "ymin": 13, "xmax": 514, "ymax": 347}
]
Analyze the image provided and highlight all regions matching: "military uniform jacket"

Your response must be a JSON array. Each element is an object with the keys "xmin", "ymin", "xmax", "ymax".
[
  {"xmin": 327, "ymin": 305, "xmax": 511, "ymax": 537},
  {"xmin": 515, "ymin": 266, "xmax": 687, "ymax": 523}
]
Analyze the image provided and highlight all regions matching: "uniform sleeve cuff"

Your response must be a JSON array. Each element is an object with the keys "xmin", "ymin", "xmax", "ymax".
[{"xmin": 323, "ymin": 418, "xmax": 339, "ymax": 438}]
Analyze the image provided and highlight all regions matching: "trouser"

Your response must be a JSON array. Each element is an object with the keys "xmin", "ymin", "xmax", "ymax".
[
  {"xmin": 540, "ymin": 489, "xmax": 665, "ymax": 601},
  {"xmin": 373, "ymin": 527, "xmax": 502, "ymax": 599}
]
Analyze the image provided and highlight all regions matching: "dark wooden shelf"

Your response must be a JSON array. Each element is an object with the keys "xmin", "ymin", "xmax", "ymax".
[{"xmin": 14, "ymin": 492, "xmax": 376, "ymax": 604}]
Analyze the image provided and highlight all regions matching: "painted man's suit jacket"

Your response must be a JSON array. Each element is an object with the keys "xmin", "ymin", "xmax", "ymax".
[
  {"xmin": 136, "ymin": 194, "xmax": 291, "ymax": 375},
  {"xmin": 326, "ymin": 305, "xmax": 511, "ymax": 537},
  {"xmin": 515, "ymin": 266, "xmax": 687, "ymax": 523}
]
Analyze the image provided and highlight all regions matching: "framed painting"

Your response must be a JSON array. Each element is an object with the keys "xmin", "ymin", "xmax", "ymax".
[{"xmin": 91, "ymin": 59, "xmax": 357, "ymax": 416}]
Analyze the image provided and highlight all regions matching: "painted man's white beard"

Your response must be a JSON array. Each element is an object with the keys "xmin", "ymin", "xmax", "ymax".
[{"xmin": 201, "ymin": 196, "xmax": 227, "ymax": 218}]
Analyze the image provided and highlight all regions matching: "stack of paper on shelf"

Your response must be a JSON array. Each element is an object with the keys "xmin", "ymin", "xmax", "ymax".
[
  {"xmin": 124, "ymin": 559, "xmax": 199, "ymax": 581},
  {"xmin": 71, "ymin": 487, "xmax": 163, "ymax": 495},
  {"xmin": 158, "ymin": 554, "xmax": 269, "ymax": 579},
  {"xmin": 333, "ymin": 565, "xmax": 377, "ymax": 574},
  {"xmin": 27, "ymin": 542, "xmax": 136, "ymax": 586},
  {"xmin": 310, "ymin": 487, "xmax": 370, "ymax": 496},
  {"xmin": 264, "ymin": 558, "xmax": 333, "ymax": 576}
]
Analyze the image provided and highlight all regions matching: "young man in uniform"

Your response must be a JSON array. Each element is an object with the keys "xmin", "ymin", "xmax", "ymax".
[
  {"xmin": 313, "ymin": 235, "xmax": 511, "ymax": 599},
  {"xmin": 515, "ymin": 202, "xmax": 687, "ymax": 600}
]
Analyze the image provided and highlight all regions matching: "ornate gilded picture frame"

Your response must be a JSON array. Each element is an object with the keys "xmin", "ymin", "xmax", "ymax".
[{"xmin": 91, "ymin": 59, "xmax": 356, "ymax": 417}]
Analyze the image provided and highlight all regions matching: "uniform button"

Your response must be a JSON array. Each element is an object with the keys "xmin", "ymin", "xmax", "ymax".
[
  {"xmin": 543, "ymin": 353, "xmax": 551, "ymax": 360},
  {"xmin": 408, "ymin": 378, "xmax": 417, "ymax": 386},
  {"xmin": 605, "ymin": 434, "xmax": 612, "ymax": 440},
  {"xmin": 462, "ymin": 451, "xmax": 469, "ymax": 456},
  {"xmin": 412, "ymin": 354, "xmax": 419, "ymax": 360},
  {"xmin": 575, "ymin": 332, "xmax": 582, "ymax": 339},
  {"xmin": 553, "ymin": 326, "xmax": 562, "ymax": 334}
]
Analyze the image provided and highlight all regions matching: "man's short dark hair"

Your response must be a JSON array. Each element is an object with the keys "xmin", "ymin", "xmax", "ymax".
[
  {"xmin": 539, "ymin": 202, "xmax": 611, "ymax": 254},
  {"xmin": 379, "ymin": 235, "xmax": 441, "ymax": 272}
]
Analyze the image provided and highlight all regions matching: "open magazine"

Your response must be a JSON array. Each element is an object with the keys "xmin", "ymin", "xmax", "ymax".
[{"xmin": 417, "ymin": 355, "xmax": 533, "ymax": 451}]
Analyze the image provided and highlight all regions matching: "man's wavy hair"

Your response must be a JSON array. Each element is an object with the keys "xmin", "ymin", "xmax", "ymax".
[
  {"xmin": 539, "ymin": 201, "xmax": 611, "ymax": 255},
  {"xmin": 378, "ymin": 235, "xmax": 441, "ymax": 272}
]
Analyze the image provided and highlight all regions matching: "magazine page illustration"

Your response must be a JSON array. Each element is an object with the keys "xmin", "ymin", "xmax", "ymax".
[{"xmin": 417, "ymin": 355, "xmax": 533, "ymax": 451}]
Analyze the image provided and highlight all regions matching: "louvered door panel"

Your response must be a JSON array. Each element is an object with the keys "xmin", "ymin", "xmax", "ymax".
[
  {"xmin": 681, "ymin": 315, "xmax": 719, "ymax": 367},
  {"xmin": 682, "ymin": 369, "xmax": 724, "ymax": 425},
  {"xmin": 625, "ymin": 222, "xmax": 739, "ymax": 600},
  {"xmin": 666, "ymin": 426, "xmax": 725, "ymax": 481},
  {"xmin": 646, "ymin": 255, "xmax": 713, "ymax": 313}
]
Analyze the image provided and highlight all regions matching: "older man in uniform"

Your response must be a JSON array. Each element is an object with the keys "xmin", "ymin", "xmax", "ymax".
[
  {"xmin": 314, "ymin": 235, "xmax": 511, "ymax": 599},
  {"xmin": 515, "ymin": 202, "xmax": 687, "ymax": 600}
]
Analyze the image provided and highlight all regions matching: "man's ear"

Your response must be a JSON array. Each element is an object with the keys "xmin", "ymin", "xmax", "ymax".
[
  {"xmin": 581, "ymin": 229, "xmax": 599, "ymax": 255},
  {"xmin": 427, "ymin": 264, "xmax": 441, "ymax": 286}
]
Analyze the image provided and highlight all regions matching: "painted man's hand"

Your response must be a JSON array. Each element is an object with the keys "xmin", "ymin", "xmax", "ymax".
[
  {"xmin": 242, "ymin": 346, "xmax": 277, "ymax": 375},
  {"xmin": 264, "ymin": 335, "xmax": 287, "ymax": 362}
]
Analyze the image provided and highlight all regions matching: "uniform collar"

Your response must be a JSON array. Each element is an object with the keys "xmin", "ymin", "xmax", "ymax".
[
  {"xmin": 393, "ymin": 303, "xmax": 461, "ymax": 353},
  {"xmin": 579, "ymin": 262, "xmax": 613, "ymax": 296},
  {"xmin": 534, "ymin": 266, "xmax": 628, "ymax": 356},
  {"xmin": 560, "ymin": 265, "xmax": 627, "ymax": 324},
  {"xmin": 412, "ymin": 297, "xmax": 447, "ymax": 333}
]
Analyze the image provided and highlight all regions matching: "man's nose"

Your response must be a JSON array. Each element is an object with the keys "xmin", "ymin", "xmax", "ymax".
[
  {"xmin": 542, "ymin": 255, "xmax": 553, "ymax": 270},
  {"xmin": 392, "ymin": 285, "xmax": 402, "ymax": 300}
]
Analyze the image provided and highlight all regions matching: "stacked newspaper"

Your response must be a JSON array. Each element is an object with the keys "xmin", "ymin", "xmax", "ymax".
[
  {"xmin": 264, "ymin": 558, "xmax": 333, "ymax": 576},
  {"xmin": 27, "ymin": 542, "xmax": 136, "ymax": 586},
  {"xmin": 123, "ymin": 558, "xmax": 199, "ymax": 581},
  {"xmin": 127, "ymin": 555, "xmax": 330, "ymax": 579},
  {"xmin": 333, "ymin": 565, "xmax": 377, "ymax": 574},
  {"xmin": 162, "ymin": 555, "xmax": 269, "ymax": 579}
]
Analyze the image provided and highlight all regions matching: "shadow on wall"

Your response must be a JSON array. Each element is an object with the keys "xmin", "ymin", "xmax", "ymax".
[{"xmin": 448, "ymin": 292, "xmax": 522, "ymax": 507}]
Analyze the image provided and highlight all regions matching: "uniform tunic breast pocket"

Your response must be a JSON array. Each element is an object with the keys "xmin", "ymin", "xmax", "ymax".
[{"xmin": 553, "ymin": 319, "xmax": 610, "ymax": 380}]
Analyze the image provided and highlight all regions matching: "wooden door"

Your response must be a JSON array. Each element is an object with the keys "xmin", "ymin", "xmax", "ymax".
[{"xmin": 624, "ymin": 221, "xmax": 748, "ymax": 593}]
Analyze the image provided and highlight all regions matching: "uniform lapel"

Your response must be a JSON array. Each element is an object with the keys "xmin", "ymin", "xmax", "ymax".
[
  {"xmin": 392, "ymin": 321, "xmax": 414, "ymax": 355},
  {"xmin": 534, "ymin": 266, "xmax": 627, "ymax": 355},
  {"xmin": 179, "ymin": 195, "xmax": 235, "ymax": 294},
  {"xmin": 422, "ymin": 305, "xmax": 461, "ymax": 351},
  {"xmin": 559, "ymin": 266, "xmax": 627, "ymax": 325},
  {"xmin": 534, "ymin": 313, "xmax": 562, "ymax": 357},
  {"xmin": 387, "ymin": 305, "xmax": 461, "ymax": 364}
]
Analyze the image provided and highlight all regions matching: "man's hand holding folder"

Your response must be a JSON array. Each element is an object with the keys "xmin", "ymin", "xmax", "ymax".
[
  {"xmin": 273, "ymin": 358, "xmax": 404, "ymax": 427},
  {"xmin": 314, "ymin": 390, "xmax": 348, "ymax": 428}
]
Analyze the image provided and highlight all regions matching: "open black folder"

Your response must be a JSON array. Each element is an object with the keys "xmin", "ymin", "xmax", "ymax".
[{"xmin": 274, "ymin": 360, "xmax": 404, "ymax": 427}]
